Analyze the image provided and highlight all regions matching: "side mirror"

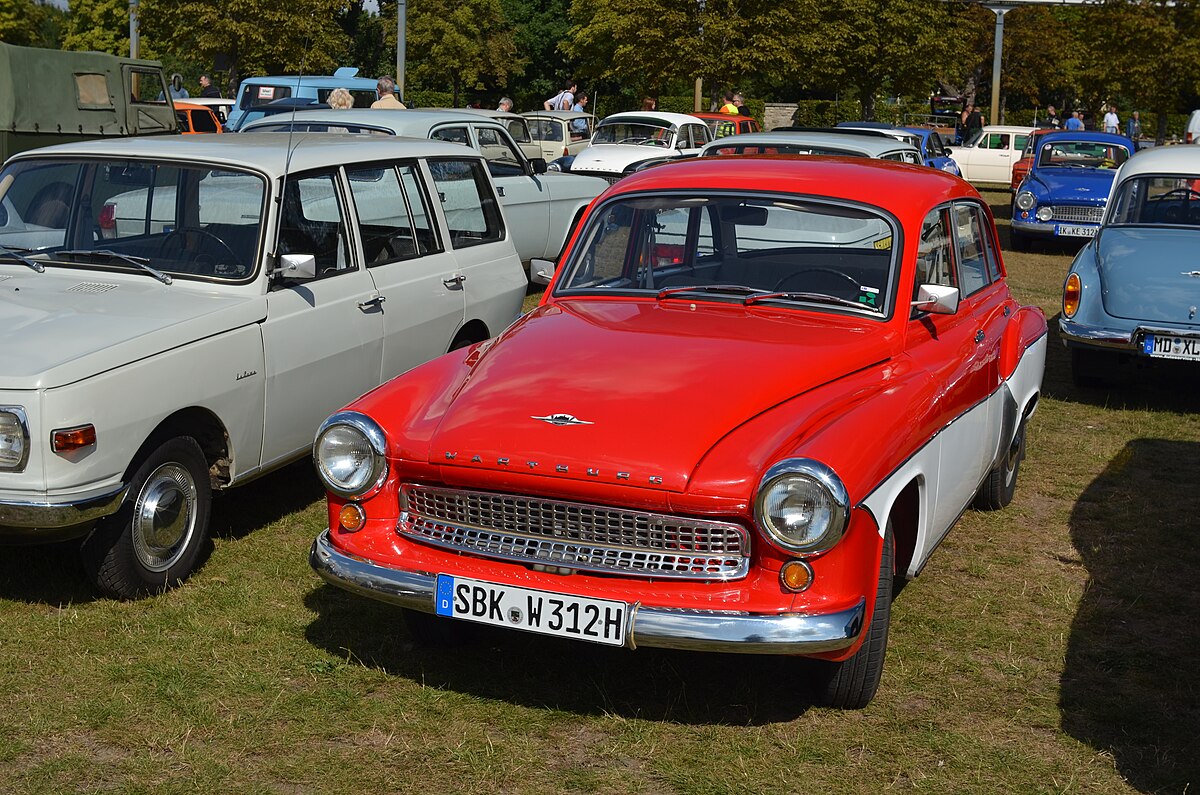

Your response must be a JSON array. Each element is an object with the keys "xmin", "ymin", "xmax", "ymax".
[
  {"xmin": 529, "ymin": 157, "xmax": 548, "ymax": 175},
  {"xmin": 277, "ymin": 253, "xmax": 316, "ymax": 280},
  {"xmin": 912, "ymin": 283, "xmax": 960, "ymax": 314},
  {"xmin": 530, "ymin": 258, "xmax": 555, "ymax": 286}
]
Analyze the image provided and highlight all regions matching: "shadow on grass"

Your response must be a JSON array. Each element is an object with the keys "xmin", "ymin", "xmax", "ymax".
[
  {"xmin": 1061, "ymin": 438, "xmax": 1200, "ymax": 793},
  {"xmin": 1042, "ymin": 313, "xmax": 1200, "ymax": 413},
  {"xmin": 303, "ymin": 584, "xmax": 815, "ymax": 726},
  {"xmin": 0, "ymin": 459, "xmax": 323, "ymax": 606}
]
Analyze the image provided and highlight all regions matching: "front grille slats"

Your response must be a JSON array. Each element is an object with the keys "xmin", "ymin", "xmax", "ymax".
[
  {"xmin": 399, "ymin": 485, "xmax": 749, "ymax": 580},
  {"xmin": 1050, "ymin": 205, "xmax": 1104, "ymax": 224}
]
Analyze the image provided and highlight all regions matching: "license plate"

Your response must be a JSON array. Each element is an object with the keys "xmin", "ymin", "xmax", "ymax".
[
  {"xmin": 434, "ymin": 575, "xmax": 630, "ymax": 646},
  {"xmin": 1142, "ymin": 333, "xmax": 1200, "ymax": 361},
  {"xmin": 1056, "ymin": 224, "xmax": 1097, "ymax": 238}
]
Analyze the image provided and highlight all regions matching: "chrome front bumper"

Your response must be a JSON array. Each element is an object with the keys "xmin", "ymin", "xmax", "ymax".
[
  {"xmin": 0, "ymin": 484, "xmax": 127, "ymax": 540},
  {"xmin": 310, "ymin": 529, "xmax": 865, "ymax": 654}
]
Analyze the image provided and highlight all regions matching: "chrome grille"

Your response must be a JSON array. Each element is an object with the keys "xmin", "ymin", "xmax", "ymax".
[
  {"xmin": 571, "ymin": 171, "xmax": 623, "ymax": 186},
  {"xmin": 399, "ymin": 485, "xmax": 749, "ymax": 580},
  {"xmin": 1051, "ymin": 205, "xmax": 1104, "ymax": 224}
]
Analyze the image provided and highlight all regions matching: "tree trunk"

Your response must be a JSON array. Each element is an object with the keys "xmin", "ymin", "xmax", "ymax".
[
  {"xmin": 861, "ymin": 92, "xmax": 876, "ymax": 122},
  {"xmin": 452, "ymin": 74, "xmax": 460, "ymax": 108},
  {"xmin": 1156, "ymin": 105, "xmax": 1169, "ymax": 145}
]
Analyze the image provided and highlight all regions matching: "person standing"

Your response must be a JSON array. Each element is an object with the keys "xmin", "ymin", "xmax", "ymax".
[
  {"xmin": 1065, "ymin": 110, "xmax": 1085, "ymax": 131},
  {"xmin": 718, "ymin": 91, "xmax": 738, "ymax": 114},
  {"xmin": 1044, "ymin": 104, "xmax": 1062, "ymax": 129},
  {"xmin": 327, "ymin": 87, "xmax": 354, "ymax": 110},
  {"xmin": 1104, "ymin": 105, "xmax": 1120, "ymax": 134},
  {"xmin": 371, "ymin": 76, "xmax": 406, "ymax": 109},
  {"xmin": 1126, "ymin": 110, "xmax": 1142, "ymax": 142},
  {"xmin": 198, "ymin": 74, "xmax": 221, "ymax": 99},
  {"xmin": 964, "ymin": 104, "xmax": 984, "ymax": 141},
  {"xmin": 570, "ymin": 92, "xmax": 589, "ymax": 137},
  {"xmin": 544, "ymin": 79, "xmax": 576, "ymax": 111},
  {"xmin": 496, "ymin": 97, "xmax": 513, "ymax": 112},
  {"xmin": 733, "ymin": 93, "xmax": 751, "ymax": 117},
  {"xmin": 640, "ymin": 97, "xmax": 657, "ymax": 111}
]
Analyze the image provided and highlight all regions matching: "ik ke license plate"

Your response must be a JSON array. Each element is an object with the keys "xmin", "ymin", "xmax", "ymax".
[
  {"xmin": 1142, "ymin": 333, "xmax": 1200, "ymax": 361},
  {"xmin": 435, "ymin": 575, "xmax": 630, "ymax": 646},
  {"xmin": 1056, "ymin": 224, "xmax": 1097, "ymax": 238}
]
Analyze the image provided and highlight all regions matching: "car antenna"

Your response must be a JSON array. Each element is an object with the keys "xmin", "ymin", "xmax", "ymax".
[{"xmin": 273, "ymin": 21, "xmax": 315, "ymax": 277}]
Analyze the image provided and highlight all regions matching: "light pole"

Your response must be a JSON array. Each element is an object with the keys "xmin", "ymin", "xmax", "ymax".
[
  {"xmin": 693, "ymin": 0, "xmax": 705, "ymax": 112},
  {"xmin": 396, "ymin": 0, "xmax": 407, "ymax": 99},
  {"xmin": 129, "ymin": 0, "xmax": 139, "ymax": 59}
]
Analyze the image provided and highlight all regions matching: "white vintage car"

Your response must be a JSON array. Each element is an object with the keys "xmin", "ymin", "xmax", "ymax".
[
  {"xmin": 522, "ymin": 110, "xmax": 596, "ymax": 161},
  {"xmin": 567, "ymin": 111, "xmax": 714, "ymax": 184},
  {"xmin": 0, "ymin": 134, "xmax": 527, "ymax": 598},
  {"xmin": 949, "ymin": 125, "xmax": 1035, "ymax": 184},
  {"xmin": 242, "ymin": 109, "xmax": 608, "ymax": 274}
]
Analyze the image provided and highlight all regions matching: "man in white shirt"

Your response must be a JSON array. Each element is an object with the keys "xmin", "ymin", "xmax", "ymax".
[{"xmin": 1103, "ymin": 105, "xmax": 1120, "ymax": 134}]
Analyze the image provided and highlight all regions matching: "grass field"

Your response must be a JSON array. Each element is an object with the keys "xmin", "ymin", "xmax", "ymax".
[{"xmin": 2, "ymin": 191, "xmax": 1198, "ymax": 794}]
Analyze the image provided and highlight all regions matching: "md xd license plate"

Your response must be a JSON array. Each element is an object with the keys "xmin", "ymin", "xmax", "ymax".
[
  {"xmin": 435, "ymin": 575, "xmax": 629, "ymax": 646},
  {"xmin": 1143, "ymin": 333, "xmax": 1200, "ymax": 361},
  {"xmin": 1056, "ymin": 224, "xmax": 1097, "ymax": 238}
]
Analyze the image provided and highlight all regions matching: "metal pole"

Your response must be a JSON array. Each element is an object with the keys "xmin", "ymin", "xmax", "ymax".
[
  {"xmin": 129, "ymin": 0, "xmax": 139, "ymax": 59},
  {"xmin": 396, "ymin": 0, "xmax": 407, "ymax": 100},
  {"xmin": 986, "ymin": 5, "xmax": 1008, "ymax": 126}
]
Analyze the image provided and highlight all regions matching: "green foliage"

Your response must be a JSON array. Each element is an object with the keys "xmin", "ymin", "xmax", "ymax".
[
  {"xmin": 61, "ymin": 0, "xmax": 129, "ymax": 55},
  {"xmin": 0, "ymin": 0, "xmax": 64, "ymax": 48},
  {"xmin": 502, "ymin": 0, "xmax": 572, "ymax": 101}
]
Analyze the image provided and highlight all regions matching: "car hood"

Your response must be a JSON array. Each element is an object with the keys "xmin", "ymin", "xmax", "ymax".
[
  {"xmin": 570, "ymin": 144, "xmax": 679, "ymax": 173},
  {"xmin": 1097, "ymin": 228, "xmax": 1200, "ymax": 324},
  {"xmin": 1028, "ymin": 168, "xmax": 1116, "ymax": 203},
  {"xmin": 428, "ymin": 299, "xmax": 892, "ymax": 492},
  {"xmin": 0, "ymin": 269, "xmax": 265, "ymax": 389}
]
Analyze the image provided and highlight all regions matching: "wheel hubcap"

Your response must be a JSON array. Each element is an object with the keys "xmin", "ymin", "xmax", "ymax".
[{"xmin": 131, "ymin": 463, "xmax": 197, "ymax": 572}]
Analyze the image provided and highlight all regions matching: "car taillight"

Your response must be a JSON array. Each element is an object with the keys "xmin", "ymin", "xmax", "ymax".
[
  {"xmin": 563, "ymin": 146, "xmax": 569, "ymax": 157},
  {"xmin": 99, "ymin": 203, "xmax": 116, "ymax": 239},
  {"xmin": 1189, "ymin": 132, "xmax": 1195, "ymax": 144},
  {"xmin": 1063, "ymin": 272, "xmax": 1081, "ymax": 318}
]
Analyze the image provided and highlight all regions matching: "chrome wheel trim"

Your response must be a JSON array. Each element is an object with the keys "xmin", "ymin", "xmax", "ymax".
[
  {"xmin": 1003, "ymin": 426, "xmax": 1025, "ymax": 487},
  {"xmin": 131, "ymin": 462, "xmax": 198, "ymax": 572}
]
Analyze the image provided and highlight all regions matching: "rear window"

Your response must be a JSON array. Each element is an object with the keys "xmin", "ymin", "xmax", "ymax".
[{"xmin": 427, "ymin": 159, "xmax": 504, "ymax": 249}]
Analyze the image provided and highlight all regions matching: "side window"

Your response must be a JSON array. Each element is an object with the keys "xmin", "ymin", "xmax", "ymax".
[
  {"xmin": 431, "ymin": 126, "xmax": 470, "ymax": 146},
  {"xmin": 346, "ymin": 162, "xmax": 430, "ymax": 266},
  {"xmin": 914, "ymin": 208, "xmax": 955, "ymax": 302},
  {"xmin": 191, "ymin": 110, "xmax": 219, "ymax": 133},
  {"xmin": 951, "ymin": 203, "xmax": 997, "ymax": 294},
  {"xmin": 428, "ymin": 159, "xmax": 504, "ymax": 249},
  {"xmin": 1015, "ymin": 135, "xmax": 1029, "ymax": 151},
  {"xmin": 278, "ymin": 170, "xmax": 354, "ymax": 277},
  {"xmin": 398, "ymin": 164, "xmax": 441, "ymax": 256},
  {"xmin": 474, "ymin": 127, "xmax": 526, "ymax": 177}
]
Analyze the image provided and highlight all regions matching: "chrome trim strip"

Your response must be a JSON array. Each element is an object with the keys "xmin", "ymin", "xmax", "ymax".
[
  {"xmin": 309, "ymin": 530, "xmax": 863, "ymax": 654},
  {"xmin": 0, "ymin": 483, "xmax": 128, "ymax": 530},
  {"xmin": 0, "ymin": 405, "xmax": 30, "ymax": 473}
]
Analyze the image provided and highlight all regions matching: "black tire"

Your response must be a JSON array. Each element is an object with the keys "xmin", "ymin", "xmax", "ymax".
[
  {"xmin": 81, "ymin": 437, "xmax": 211, "ymax": 599},
  {"xmin": 402, "ymin": 608, "xmax": 478, "ymax": 646},
  {"xmin": 813, "ymin": 524, "xmax": 894, "ymax": 709},
  {"xmin": 974, "ymin": 418, "xmax": 1026, "ymax": 511}
]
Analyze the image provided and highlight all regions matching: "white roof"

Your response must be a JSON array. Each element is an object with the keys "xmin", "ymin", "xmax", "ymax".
[
  {"xmin": 7, "ymin": 133, "xmax": 481, "ymax": 178},
  {"xmin": 980, "ymin": 125, "xmax": 1035, "ymax": 135},
  {"xmin": 240, "ymin": 108, "xmax": 509, "ymax": 137},
  {"xmin": 599, "ymin": 111, "xmax": 708, "ymax": 127},
  {"xmin": 1116, "ymin": 144, "xmax": 1200, "ymax": 180}
]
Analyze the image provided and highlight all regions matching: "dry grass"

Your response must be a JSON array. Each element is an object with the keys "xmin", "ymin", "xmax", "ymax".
[{"xmin": 2, "ymin": 191, "xmax": 1197, "ymax": 794}]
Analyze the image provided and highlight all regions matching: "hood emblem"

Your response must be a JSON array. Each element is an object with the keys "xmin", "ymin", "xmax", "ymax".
[
  {"xmin": 1182, "ymin": 271, "xmax": 1200, "ymax": 278},
  {"xmin": 532, "ymin": 413, "xmax": 593, "ymax": 427}
]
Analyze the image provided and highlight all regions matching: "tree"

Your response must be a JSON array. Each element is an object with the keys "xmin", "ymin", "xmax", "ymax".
[
  {"xmin": 1, "ymin": 0, "xmax": 62, "ymax": 48},
  {"xmin": 401, "ymin": 0, "xmax": 522, "ymax": 106},
  {"xmin": 61, "ymin": 0, "xmax": 129, "ymax": 55},
  {"xmin": 501, "ymin": 0, "xmax": 570, "ymax": 102}
]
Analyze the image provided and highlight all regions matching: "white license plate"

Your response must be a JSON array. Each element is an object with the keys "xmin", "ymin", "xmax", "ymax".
[
  {"xmin": 1056, "ymin": 224, "xmax": 1097, "ymax": 238},
  {"xmin": 1142, "ymin": 333, "xmax": 1200, "ymax": 361},
  {"xmin": 434, "ymin": 575, "xmax": 629, "ymax": 646}
]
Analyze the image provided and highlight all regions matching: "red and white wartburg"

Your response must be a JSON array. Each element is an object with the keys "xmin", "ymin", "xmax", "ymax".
[{"xmin": 309, "ymin": 157, "xmax": 1047, "ymax": 708}]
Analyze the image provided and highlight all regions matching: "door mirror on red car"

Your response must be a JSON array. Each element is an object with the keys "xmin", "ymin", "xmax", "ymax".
[{"xmin": 912, "ymin": 283, "xmax": 960, "ymax": 314}]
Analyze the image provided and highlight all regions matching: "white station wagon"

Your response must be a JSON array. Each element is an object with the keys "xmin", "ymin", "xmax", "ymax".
[{"xmin": 0, "ymin": 134, "xmax": 527, "ymax": 598}]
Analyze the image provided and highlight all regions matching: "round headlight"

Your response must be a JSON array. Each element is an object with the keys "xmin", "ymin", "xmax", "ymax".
[
  {"xmin": 940, "ymin": 162, "xmax": 959, "ymax": 175},
  {"xmin": 1036, "ymin": 206, "xmax": 1054, "ymax": 222},
  {"xmin": 755, "ymin": 459, "xmax": 850, "ymax": 554},
  {"xmin": 1015, "ymin": 191, "xmax": 1036, "ymax": 211},
  {"xmin": 313, "ymin": 411, "xmax": 388, "ymax": 498}
]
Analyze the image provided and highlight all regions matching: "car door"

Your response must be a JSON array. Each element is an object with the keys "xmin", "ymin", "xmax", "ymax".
[
  {"xmin": 469, "ymin": 123, "xmax": 549, "ymax": 263},
  {"xmin": 261, "ymin": 167, "xmax": 384, "ymax": 468},
  {"xmin": 980, "ymin": 132, "xmax": 1013, "ymax": 182},
  {"xmin": 905, "ymin": 206, "xmax": 997, "ymax": 555},
  {"xmin": 343, "ymin": 159, "xmax": 466, "ymax": 381}
]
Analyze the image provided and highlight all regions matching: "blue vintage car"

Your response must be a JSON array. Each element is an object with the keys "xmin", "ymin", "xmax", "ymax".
[
  {"xmin": 899, "ymin": 126, "xmax": 961, "ymax": 175},
  {"xmin": 1011, "ymin": 131, "xmax": 1133, "ymax": 250},
  {"xmin": 1059, "ymin": 146, "xmax": 1200, "ymax": 383}
]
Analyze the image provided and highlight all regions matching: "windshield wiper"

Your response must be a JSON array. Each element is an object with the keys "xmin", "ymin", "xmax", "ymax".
[
  {"xmin": 656, "ymin": 284, "xmax": 769, "ymax": 301},
  {"xmin": 0, "ymin": 243, "xmax": 45, "ymax": 273},
  {"xmin": 743, "ymin": 290, "xmax": 876, "ymax": 311},
  {"xmin": 56, "ymin": 249, "xmax": 173, "ymax": 285}
]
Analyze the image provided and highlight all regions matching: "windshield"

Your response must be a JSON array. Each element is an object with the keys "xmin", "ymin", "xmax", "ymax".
[
  {"xmin": 0, "ymin": 158, "xmax": 265, "ymax": 281},
  {"xmin": 1107, "ymin": 175, "xmax": 1200, "ymax": 226},
  {"xmin": 555, "ymin": 193, "xmax": 898, "ymax": 316},
  {"xmin": 1036, "ymin": 139, "xmax": 1129, "ymax": 169},
  {"xmin": 593, "ymin": 120, "xmax": 677, "ymax": 148}
]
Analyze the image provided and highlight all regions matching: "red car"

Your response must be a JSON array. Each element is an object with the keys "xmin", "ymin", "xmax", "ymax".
[
  {"xmin": 1010, "ymin": 127, "xmax": 1055, "ymax": 191},
  {"xmin": 309, "ymin": 157, "xmax": 1047, "ymax": 709},
  {"xmin": 692, "ymin": 112, "xmax": 761, "ymax": 139}
]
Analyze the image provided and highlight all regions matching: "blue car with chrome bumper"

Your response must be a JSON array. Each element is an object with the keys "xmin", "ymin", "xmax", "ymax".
[{"xmin": 1012, "ymin": 131, "xmax": 1133, "ymax": 250}]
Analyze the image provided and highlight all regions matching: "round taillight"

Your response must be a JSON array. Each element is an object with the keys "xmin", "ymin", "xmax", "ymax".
[{"xmin": 1063, "ymin": 272, "xmax": 1082, "ymax": 318}]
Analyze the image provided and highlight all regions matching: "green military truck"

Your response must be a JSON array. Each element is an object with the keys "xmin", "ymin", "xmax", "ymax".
[{"xmin": 0, "ymin": 42, "xmax": 178, "ymax": 162}]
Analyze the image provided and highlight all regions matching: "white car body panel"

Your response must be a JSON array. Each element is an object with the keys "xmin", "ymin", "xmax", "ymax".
[{"xmin": 950, "ymin": 125, "xmax": 1035, "ymax": 184}]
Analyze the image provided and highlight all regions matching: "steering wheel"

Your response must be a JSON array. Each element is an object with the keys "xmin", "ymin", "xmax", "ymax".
[
  {"xmin": 772, "ymin": 268, "xmax": 862, "ymax": 294},
  {"xmin": 162, "ymin": 228, "xmax": 239, "ymax": 272},
  {"xmin": 1159, "ymin": 188, "xmax": 1200, "ymax": 202}
]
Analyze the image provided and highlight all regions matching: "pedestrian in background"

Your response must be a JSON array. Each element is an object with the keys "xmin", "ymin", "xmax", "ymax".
[
  {"xmin": 371, "ymin": 76, "xmax": 406, "ymax": 109},
  {"xmin": 198, "ymin": 74, "xmax": 221, "ymax": 99},
  {"xmin": 733, "ymin": 93, "xmax": 750, "ymax": 117},
  {"xmin": 544, "ymin": 79, "xmax": 576, "ymax": 111},
  {"xmin": 1044, "ymin": 104, "xmax": 1062, "ymax": 129},
  {"xmin": 640, "ymin": 97, "xmax": 657, "ymax": 111},
  {"xmin": 496, "ymin": 97, "xmax": 513, "ymax": 112},
  {"xmin": 328, "ymin": 87, "xmax": 354, "ymax": 110},
  {"xmin": 964, "ymin": 104, "xmax": 983, "ymax": 141},
  {"xmin": 1066, "ymin": 110, "xmax": 1085, "ymax": 131},
  {"xmin": 1104, "ymin": 105, "xmax": 1120, "ymax": 134},
  {"xmin": 718, "ymin": 91, "xmax": 738, "ymax": 114},
  {"xmin": 1126, "ymin": 110, "xmax": 1142, "ymax": 142}
]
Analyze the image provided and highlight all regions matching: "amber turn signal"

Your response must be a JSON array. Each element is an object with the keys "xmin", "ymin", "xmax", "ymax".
[
  {"xmin": 1063, "ymin": 272, "xmax": 1081, "ymax": 318},
  {"xmin": 338, "ymin": 503, "xmax": 366, "ymax": 532},
  {"xmin": 51, "ymin": 424, "xmax": 96, "ymax": 453},
  {"xmin": 780, "ymin": 559, "xmax": 814, "ymax": 592}
]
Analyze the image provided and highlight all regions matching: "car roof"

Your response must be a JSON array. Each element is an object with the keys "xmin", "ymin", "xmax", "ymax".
[
  {"xmin": 523, "ymin": 110, "xmax": 594, "ymax": 119},
  {"xmin": 240, "ymin": 108, "xmax": 509, "ymax": 136},
  {"xmin": 1116, "ymin": 145, "xmax": 1200, "ymax": 179},
  {"xmin": 599, "ymin": 111, "xmax": 707, "ymax": 126},
  {"xmin": 1036, "ymin": 130, "xmax": 1133, "ymax": 148},
  {"xmin": 700, "ymin": 131, "xmax": 920, "ymax": 158},
  {"xmin": 237, "ymin": 71, "xmax": 378, "ymax": 90},
  {"xmin": 606, "ymin": 157, "xmax": 973, "ymax": 221},
  {"xmin": 7, "ymin": 133, "xmax": 483, "ymax": 177},
  {"xmin": 980, "ymin": 125, "xmax": 1036, "ymax": 134}
]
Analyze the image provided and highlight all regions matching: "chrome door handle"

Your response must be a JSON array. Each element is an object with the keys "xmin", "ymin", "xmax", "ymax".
[
  {"xmin": 443, "ymin": 274, "xmax": 467, "ymax": 288},
  {"xmin": 975, "ymin": 329, "xmax": 985, "ymax": 344},
  {"xmin": 358, "ymin": 295, "xmax": 386, "ymax": 310}
]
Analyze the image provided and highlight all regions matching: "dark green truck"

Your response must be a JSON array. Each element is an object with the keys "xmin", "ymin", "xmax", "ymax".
[{"xmin": 0, "ymin": 42, "xmax": 178, "ymax": 162}]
